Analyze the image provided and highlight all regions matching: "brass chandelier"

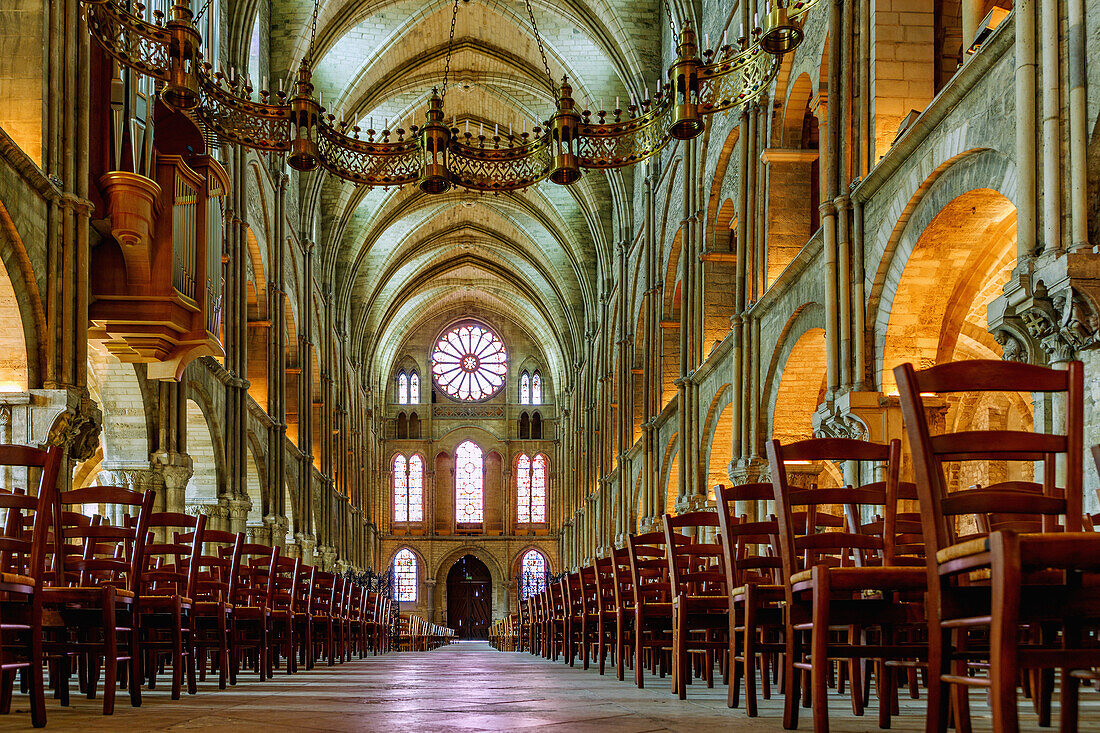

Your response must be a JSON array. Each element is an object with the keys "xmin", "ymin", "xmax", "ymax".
[{"xmin": 83, "ymin": 0, "xmax": 820, "ymax": 194}]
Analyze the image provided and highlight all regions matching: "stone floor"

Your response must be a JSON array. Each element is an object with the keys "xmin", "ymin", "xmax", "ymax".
[{"xmin": 1, "ymin": 642, "xmax": 1098, "ymax": 731}]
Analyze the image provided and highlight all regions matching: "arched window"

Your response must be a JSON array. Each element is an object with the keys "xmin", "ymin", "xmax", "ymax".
[
  {"xmin": 393, "ymin": 454, "xmax": 423, "ymax": 522},
  {"xmin": 409, "ymin": 372, "xmax": 420, "ymax": 404},
  {"xmin": 531, "ymin": 372, "xmax": 542, "ymax": 404},
  {"xmin": 455, "ymin": 440, "xmax": 484, "ymax": 524},
  {"xmin": 247, "ymin": 14, "xmax": 261, "ymax": 91},
  {"xmin": 520, "ymin": 372, "xmax": 530, "ymax": 404},
  {"xmin": 393, "ymin": 548, "xmax": 417, "ymax": 602},
  {"xmin": 516, "ymin": 453, "xmax": 548, "ymax": 523},
  {"xmin": 520, "ymin": 549, "xmax": 548, "ymax": 599},
  {"xmin": 397, "ymin": 372, "xmax": 409, "ymax": 404}
]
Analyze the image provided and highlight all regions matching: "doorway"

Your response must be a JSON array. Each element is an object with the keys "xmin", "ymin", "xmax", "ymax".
[{"xmin": 446, "ymin": 555, "xmax": 492, "ymax": 639}]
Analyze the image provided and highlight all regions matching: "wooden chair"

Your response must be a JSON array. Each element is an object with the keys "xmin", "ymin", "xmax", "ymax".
[
  {"xmin": 609, "ymin": 545, "xmax": 635, "ymax": 682},
  {"xmin": 189, "ymin": 528, "xmax": 241, "ymax": 688},
  {"xmin": 663, "ymin": 510, "xmax": 728, "ymax": 699},
  {"xmin": 896, "ymin": 358, "xmax": 1100, "ymax": 733},
  {"xmin": 0, "ymin": 445, "xmax": 62, "ymax": 727},
  {"xmin": 714, "ymin": 482, "xmax": 785, "ymax": 715},
  {"xmin": 626, "ymin": 530, "xmax": 678, "ymax": 688},
  {"xmin": 268, "ymin": 555, "xmax": 300, "ymax": 674},
  {"xmin": 309, "ymin": 569, "xmax": 339, "ymax": 665},
  {"xmin": 42, "ymin": 485, "xmax": 155, "ymax": 715},
  {"xmin": 292, "ymin": 563, "xmax": 315, "ymax": 668},
  {"xmin": 548, "ymin": 576, "xmax": 566, "ymax": 661},
  {"xmin": 591, "ymin": 554, "xmax": 618, "ymax": 674},
  {"xmin": 226, "ymin": 542, "xmax": 277, "ymax": 681},
  {"xmin": 132, "ymin": 511, "xmax": 206, "ymax": 699},
  {"xmin": 766, "ymin": 437, "xmax": 927, "ymax": 731},
  {"xmin": 564, "ymin": 569, "xmax": 597, "ymax": 668}
]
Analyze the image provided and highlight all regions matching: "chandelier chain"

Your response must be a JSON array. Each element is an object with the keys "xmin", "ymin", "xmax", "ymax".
[
  {"xmin": 306, "ymin": 0, "xmax": 320, "ymax": 66},
  {"xmin": 664, "ymin": 0, "xmax": 676, "ymax": 37},
  {"xmin": 193, "ymin": 0, "xmax": 213, "ymax": 23},
  {"xmin": 440, "ymin": 0, "xmax": 460, "ymax": 104},
  {"xmin": 523, "ymin": 0, "xmax": 557, "ymax": 98}
]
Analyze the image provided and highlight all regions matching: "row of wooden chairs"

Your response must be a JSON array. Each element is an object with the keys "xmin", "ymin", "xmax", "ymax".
[
  {"xmin": 0, "ymin": 450, "xmax": 403, "ymax": 728},
  {"xmin": 518, "ymin": 359, "xmax": 1100, "ymax": 732},
  {"xmin": 395, "ymin": 613, "xmax": 454, "ymax": 651},
  {"xmin": 488, "ymin": 614, "xmax": 520, "ymax": 651}
]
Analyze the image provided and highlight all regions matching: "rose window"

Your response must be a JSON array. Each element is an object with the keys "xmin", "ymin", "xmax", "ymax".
[{"xmin": 431, "ymin": 323, "xmax": 507, "ymax": 401}]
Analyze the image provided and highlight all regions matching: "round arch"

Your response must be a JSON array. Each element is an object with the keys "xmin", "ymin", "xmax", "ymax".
[{"xmin": 700, "ymin": 384, "xmax": 734, "ymax": 497}]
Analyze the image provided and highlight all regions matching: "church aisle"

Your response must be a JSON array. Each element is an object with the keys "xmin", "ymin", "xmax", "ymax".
[{"xmin": 0, "ymin": 641, "xmax": 1086, "ymax": 732}]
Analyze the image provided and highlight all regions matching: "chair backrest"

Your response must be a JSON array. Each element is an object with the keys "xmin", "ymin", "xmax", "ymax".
[
  {"xmin": 133, "ymin": 511, "xmax": 206, "ymax": 599},
  {"xmin": 52, "ymin": 486, "xmax": 155, "ymax": 593},
  {"xmin": 591, "ymin": 555, "xmax": 616, "ymax": 614},
  {"xmin": 895, "ymin": 359, "xmax": 1084, "ymax": 561},
  {"xmin": 549, "ymin": 573, "xmax": 565, "ymax": 618},
  {"xmin": 766, "ymin": 437, "xmax": 901, "ymax": 590},
  {"xmin": 310, "ymin": 569, "xmax": 337, "ymax": 615},
  {"xmin": 295, "ymin": 563, "xmax": 314, "ymax": 613},
  {"xmin": 609, "ymin": 545, "xmax": 633, "ymax": 613},
  {"xmin": 662, "ymin": 511, "xmax": 725, "ymax": 601},
  {"xmin": 348, "ymin": 579, "xmax": 364, "ymax": 619},
  {"xmin": 714, "ymin": 483, "xmax": 781, "ymax": 589},
  {"xmin": 0, "ymin": 445, "xmax": 62, "ymax": 588},
  {"xmin": 626, "ymin": 530, "xmax": 672, "ymax": 608},
  {"xmin": 270, "ymin": 555, "xmax": 300, "ymax": 613},
  {"xmin": 191, "ymin": 528, "xmax": 242, "ymax": 604},
  {"xmin": 562, "ymin": 571, "xmax": 583, "ymax": 618},
  {"xmin": 225, "ymin": 542, "xmax": 278, "ymax": 609}
]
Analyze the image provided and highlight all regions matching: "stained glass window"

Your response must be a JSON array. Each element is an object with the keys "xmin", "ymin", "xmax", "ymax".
[
  {"xmin": 520, "ymin": 372, "xmax": 530, "ymax": 404},
  {"xmin": 520, "ymin": 550, "xmax": 548, "ymax": 599},
  {"xmin": 431, "ymin": 323, "xmax": 507, "ymax": 402},
  {"xmin": 516, "ymin": 453, "xmax": 531, "ymax": 521},
  {"xmin": 409, "ymin": 372, "xmax": 419, "ymax": 404},
  {"xmin": 393, "ymin": 454, "xmax": 423, "ymax": 523},
  {"xmin": 397, "ymin": 372, "xmax": 408, "ymax": 404},
  {"xmin": 531, "ymin": 372, "xmax": 542, "ymax": 405},
  {"xmin": 407, "ymin": 454, "xmax": 423, "ymax": 522},
  {"xmin": 517, "ymin": 452, "xmax": 548, "ymax": 523},
  {"xmin": 393, "ymin": 454, "xmax": 408, "ymax": 521},
  {"xmin": 455, "ymin": 440, "xmax": 484, "ymax": 523},
  {"xmin": 393, "ymin": 548, "xmax": 417, "ymax": 602}
]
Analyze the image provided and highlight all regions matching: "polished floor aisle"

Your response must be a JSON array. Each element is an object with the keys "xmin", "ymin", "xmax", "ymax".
[{"xmin": 0, "ymin": 642, "xmax": 1096, "ymax": 731}]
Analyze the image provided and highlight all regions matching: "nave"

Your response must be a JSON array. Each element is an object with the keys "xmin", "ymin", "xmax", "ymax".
[{"xmin": 1, "ymin": 640, "xmax": 1095, "ymax": 732}]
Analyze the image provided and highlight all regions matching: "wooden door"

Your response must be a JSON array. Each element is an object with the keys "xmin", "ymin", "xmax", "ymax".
[{"xmin": 447, "ymin": 555, "xmax": 492, "ymax": 639}]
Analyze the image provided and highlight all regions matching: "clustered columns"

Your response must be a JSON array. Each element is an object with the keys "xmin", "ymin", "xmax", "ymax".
[
  {"xmin": 296, "ymin": 241, "xmax": 317, "ymax": 561},
  {"xmin": 223, "ymin": 146, "xmax": 252, "ymax": 533},
  {"xmin": 265, "ymin": 172, "xmax": 290, "ymax": 547},
  {"xmin": 675, "ymin": 132, "xmax": 707, "ymax": 516},
  {"xmin": 640, "ymin": 165, "xmax": 661, "ymax": 532},
  {"xmin": 615, "ymin": 239, "xmax": 632, "ymax": 547}
]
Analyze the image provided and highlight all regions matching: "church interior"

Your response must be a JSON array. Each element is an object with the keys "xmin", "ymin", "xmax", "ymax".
[{"xmin": 2, "ymin": 0, "xmax": 1100, "ymax": 729}]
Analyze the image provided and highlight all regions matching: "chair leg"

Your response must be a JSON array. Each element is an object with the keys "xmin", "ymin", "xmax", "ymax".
[
  {"xmin": 744, "ymin": 600, "xmax": 757, "ymax": 715},
  {"xmin": 102, "ymin": 604, "xmax": 118, "ymax": 715},
  {"xmin": 783, "ymin": 620, "xmax": 801, "ymax": 730},
  {"xmin": 1059, "ymin": 619, "xmax": 1082, "ymax": 733},
  {"xmin": 810, "ymin": 578, "xmax": 830, "ymax": 733},
  {"xmin": 172, "ymin": 604, "xmax": 184, "ymax": 699},
  {"xmin": 989, "ymin": 533, "xmax": 1021, "ymax": 733}
]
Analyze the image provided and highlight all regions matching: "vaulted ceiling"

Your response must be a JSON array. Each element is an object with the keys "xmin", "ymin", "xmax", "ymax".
[{"xmin": 266, "ymin": 0, "xmax": 662, "ymax": 390}]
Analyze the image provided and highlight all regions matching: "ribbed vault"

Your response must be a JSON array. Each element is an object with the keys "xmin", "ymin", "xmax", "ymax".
[{"xmin": 265, "ymin": 0, "xmax": 657, "ymax": 390}]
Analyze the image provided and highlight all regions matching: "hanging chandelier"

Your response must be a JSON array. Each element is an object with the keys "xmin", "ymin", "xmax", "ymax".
[{"xmin": 82, "ymin": 0, "xmax": 820, "ymax": 194}]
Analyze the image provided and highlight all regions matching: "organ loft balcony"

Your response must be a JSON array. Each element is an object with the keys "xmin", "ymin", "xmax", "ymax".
[{"xmin": 89, "ymin": 104, "xmax": 229, "ymax": 380}]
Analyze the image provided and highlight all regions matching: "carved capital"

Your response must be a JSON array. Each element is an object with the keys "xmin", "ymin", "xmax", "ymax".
[{"xmin": 46, "ymin": 397, "xmax": 102, "ymax": 461}]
